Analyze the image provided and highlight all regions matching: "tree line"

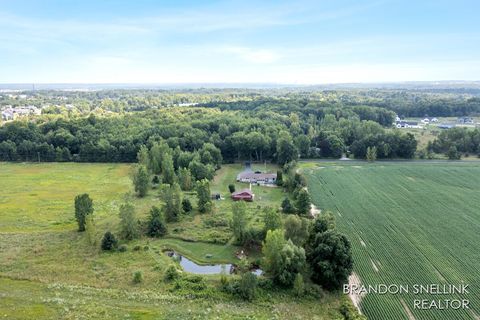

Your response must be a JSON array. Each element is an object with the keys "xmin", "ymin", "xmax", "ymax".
[{"xmin": 0, "ymin": 101, "xmax": 418, "ymax": 163}]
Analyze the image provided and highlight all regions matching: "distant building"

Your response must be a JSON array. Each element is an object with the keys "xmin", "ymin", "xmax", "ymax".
[
  {"xmin": 1, "ymin": 106, "xmax": 41, "ymax": 120},
  {"xmin": 457, "ymin": 117, "xmax": 474, "ymax": 124},
  {"xmin": 395, "ymin": 120, "xmax": 420, "ymax": 129},
  {"xmin": 236, "ymin": 172, "xmax": 277, "ymax": 185},
  {"xmin": 231, "ymin": 189, "xmax": 254, "ymax": 201},
  {"xmin": 1, "ymin": 109, "xmax": 14, "ymax": 121}
]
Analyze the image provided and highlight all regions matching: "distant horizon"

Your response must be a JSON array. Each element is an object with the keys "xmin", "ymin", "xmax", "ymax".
[{"xmin": 1, "ymin": 80, "xmax": 480, "ymax": 91}]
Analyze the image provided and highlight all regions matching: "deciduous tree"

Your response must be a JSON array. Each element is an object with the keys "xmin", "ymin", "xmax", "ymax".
[
  {"xmin": 133, "ymin": 165, "xmax": 149, "ymax": 197},
  {"xmin": 119, "ymin": 201, "xmax": 139, "ymax": 240},
  {"xmin": 231, "ymin": 201, "xmax": 247, "ymax": 243},
  {"xmin": 74, "ymin": 193, "xmax": 93, "ymax": 232},
  {"xmin": 196, "ymin": 179, "xmax": 212, "ymax": 213}
]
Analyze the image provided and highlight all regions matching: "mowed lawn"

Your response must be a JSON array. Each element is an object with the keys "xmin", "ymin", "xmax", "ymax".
[
  {"xmin": 303, "ymin": 162, "xmax": 480, "ymax": 320},
  {"xmin": 0, "ymin": 162, "xmax": 132, "ymax": 232}
]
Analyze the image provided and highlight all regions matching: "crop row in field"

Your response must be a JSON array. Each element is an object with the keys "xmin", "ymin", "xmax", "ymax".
[{"xmin": 304, "ymin": 162, "xmax": 480, "ymax": 320}]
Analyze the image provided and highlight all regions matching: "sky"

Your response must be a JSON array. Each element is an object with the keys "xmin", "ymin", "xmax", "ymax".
[{"xmin": 1, "ymin": 0, "xmax": 480, "ymax": 84}]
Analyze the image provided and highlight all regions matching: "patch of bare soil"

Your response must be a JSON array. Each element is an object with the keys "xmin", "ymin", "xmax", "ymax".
[
  {"xmin": 469, "ymin": 309, "xmax": 480, "ymax": 320},
  {"xmin": 310, "ymin": 203, "xmax": 321, "ymax": 218},
  {"xmin": 371, "ymin": 259, "xmax": 379, "ymax": 272},
  {"xmin": 400, "ymin": 298, "xmax": 416, "ymax": 320},
  {"xmin": 359, "ymin": 237, "xmax": 366, "ymax": 247},
  {"xmin": 348, "ymin": 272, "xmax": 365, "ymax": 314}
]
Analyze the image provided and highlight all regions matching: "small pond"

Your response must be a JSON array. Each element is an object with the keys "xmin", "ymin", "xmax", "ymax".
[{"xmin": 164, "ymin": 250, "xmax": 262, "ymax": 275}]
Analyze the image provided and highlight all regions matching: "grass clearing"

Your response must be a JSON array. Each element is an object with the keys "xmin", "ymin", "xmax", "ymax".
[
  {"xmin": 0, "ymin": 162, "xmax": 349, "ymax": 319},
  {"xmin": 303, "ymin": 161, "xmax": 480, "ymax": 320}
]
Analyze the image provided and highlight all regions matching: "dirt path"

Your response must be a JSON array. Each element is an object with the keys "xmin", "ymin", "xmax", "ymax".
[{"xmin": 348, "ymin": 272, "xmax": 365, "ymax": 314}]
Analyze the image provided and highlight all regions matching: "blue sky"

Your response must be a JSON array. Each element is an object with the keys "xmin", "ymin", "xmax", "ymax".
[{"xmin": 1, "ymin": 0, "xmax": 479, "ymax": 84}]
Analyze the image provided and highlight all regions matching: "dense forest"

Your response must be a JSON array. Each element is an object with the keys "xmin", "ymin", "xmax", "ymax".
[
  {"xmin": 3, "ymin": 86, "xmax": 480, "ymax": 163},
  {"xmin": 0, "ymin": 103, "xmax": 417, "ymax": 163}
]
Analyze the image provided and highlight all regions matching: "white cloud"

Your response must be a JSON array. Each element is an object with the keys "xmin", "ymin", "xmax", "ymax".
[{"xmin": 221, "ymin": 47, "xmax": 281, "ymax": 63}]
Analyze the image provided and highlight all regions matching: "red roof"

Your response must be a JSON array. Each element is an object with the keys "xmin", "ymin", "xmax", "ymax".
[{"xmin": 231, "ymin": 189, "xmax": 254, "ymax": 201}]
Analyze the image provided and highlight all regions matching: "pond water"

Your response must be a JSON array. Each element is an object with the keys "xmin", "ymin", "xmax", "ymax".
[{"xmin": 164, "ymin": 250, "xmax": 262, "ymax": 275}]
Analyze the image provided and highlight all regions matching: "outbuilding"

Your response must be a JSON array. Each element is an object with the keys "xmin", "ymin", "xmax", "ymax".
[{"xmin": 231, "ymin": 189, "xmax": 254, "ymax": 201}]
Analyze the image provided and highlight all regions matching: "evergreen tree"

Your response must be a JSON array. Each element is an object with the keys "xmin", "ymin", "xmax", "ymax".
[
  {"xmin": 148, "ymin": 206, "xmax": 167, "ymax": 237},
  {"xmin": 101, "ymin": 231, "xmax": 118, "ymax": 251},
  {"xmin": 182, "ymin": 198, "xmax": 193, "ymax": 213}
]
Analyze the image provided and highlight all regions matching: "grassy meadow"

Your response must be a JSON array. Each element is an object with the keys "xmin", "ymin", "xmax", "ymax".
[
  {"xmin": 302, "ymin": 161, "xmax": 480, "ymax": 320},
  {"xmin": 0, "ymin": 162, "xmax": 349, "ymax": 319}
]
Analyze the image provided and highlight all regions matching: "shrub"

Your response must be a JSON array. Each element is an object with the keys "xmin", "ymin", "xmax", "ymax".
[
  {"xmin": 281, "ymin": 197, "xmax": 295, "ymax": 214},
  {"xmin": 305, "ymin": 283, "xmax": 325, "ymax": 299},
  {"xmin": 164, "ymin": 265, "xmax": 179, "ymax": 281},
  {"xmin": 203, "ymin": 216, "xmax": 229, "ymax": 227},
  {"xmin": 339, "ymin": 301, "xmax": 367, "ymax": 320},
  {"xmin": 293, "ymin": 273, "xmax": 305, "ymax": 297},
  {"xmin": 101, "ymin": 231, "xmax": 118, "ymax": 251},
  {"xmin": 242, "ymin": 227, "xmax": 264, "ymax": 248},
  {"xmin": 118, "ymin": 244, "xmax": 127, "ymax": 252},
  {"xmin": 228, "ymin": 184, "xmax": 235, "ymax": 193},
  {"xmin": 182, "ymin": 198, "xmax": 193, "ymax": 213},
  {"xmin": 133, "ymin": 245, "xmax": 142, "ymax": 251},
  {"xmin": 257, "ymin": 277, "xmax": 274, "ymax": 290},
  {"xmin": 236, "ymin": 272, "xmax": 257, "ymax": 301},
  {"xmin": 133, "ymin": 271, "xmax": 143, "ymax": 284}
]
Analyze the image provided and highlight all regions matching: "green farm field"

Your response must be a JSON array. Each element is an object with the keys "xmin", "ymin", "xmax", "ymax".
[
  {"xmin": 303, "ymin": 161, "xmax": 480, "ymax": 320},
  {"xmin": 0, "ymin": 162, "xmax": 350, "ymax": 319}
]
